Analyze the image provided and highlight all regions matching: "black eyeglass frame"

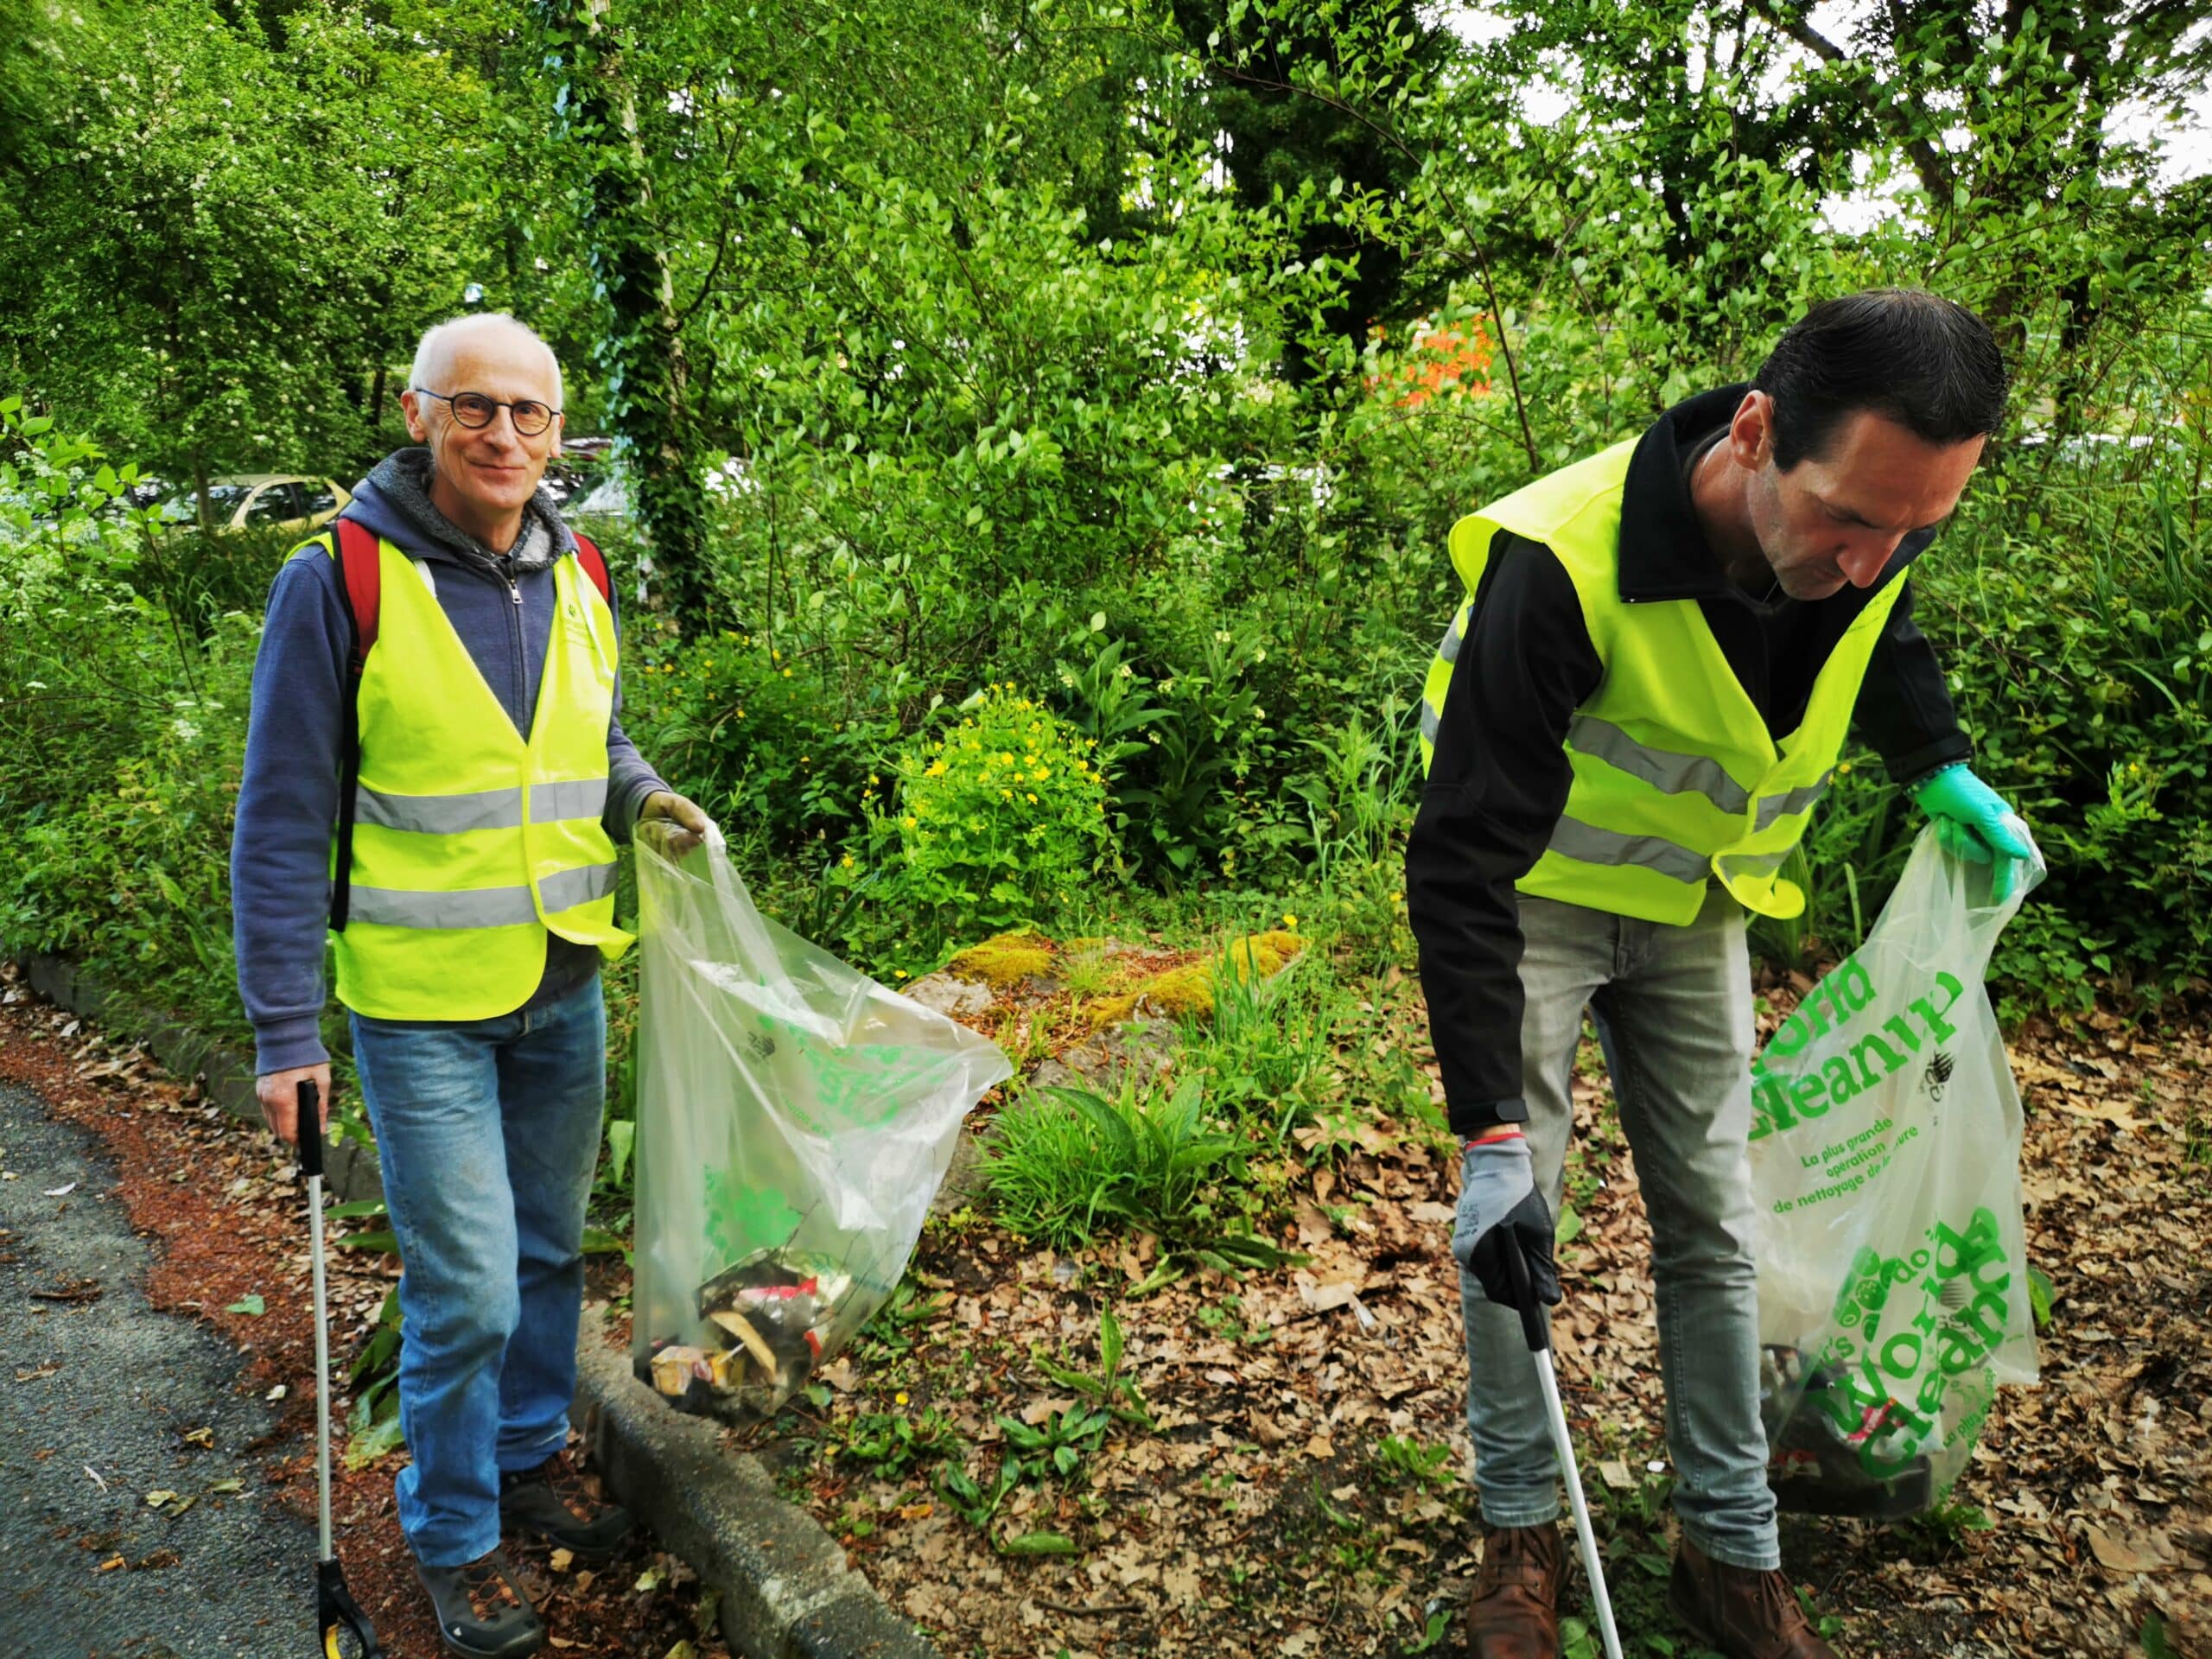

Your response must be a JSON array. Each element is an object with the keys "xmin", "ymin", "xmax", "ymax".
[{"xmin": 410, "ymin": 387, "xmax": 563, "ymax": 437}]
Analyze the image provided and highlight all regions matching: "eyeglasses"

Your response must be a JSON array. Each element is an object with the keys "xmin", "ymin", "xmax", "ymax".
[{"xmin": 410, "ymin": 388, "xmax": 561, "ymax": 438}]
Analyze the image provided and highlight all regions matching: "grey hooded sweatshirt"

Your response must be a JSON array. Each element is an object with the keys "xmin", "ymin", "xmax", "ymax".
[{"xmin": 230, "ymin": 448, "xmax": 670, "ymax": 1075}]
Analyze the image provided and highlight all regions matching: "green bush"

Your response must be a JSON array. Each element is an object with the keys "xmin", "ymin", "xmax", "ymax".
[
  {"xmin": 880, "ymin": 684, "xmax": 1116, "ymax": 937},
  {"xmin": 620, "ymin": 618, "xmax": 902, "ymax": 861},
  {"xmin": 0, "ymin": 623, "xmax": 253, "ymax": 1033}
]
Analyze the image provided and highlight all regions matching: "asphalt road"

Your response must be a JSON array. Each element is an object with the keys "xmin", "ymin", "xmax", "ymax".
[{"xmin": 0, "ymin": 1077, "xmax": 318, "ymax": 1657}]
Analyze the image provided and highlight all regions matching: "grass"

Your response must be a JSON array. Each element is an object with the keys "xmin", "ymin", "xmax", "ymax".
[{"xmin": 982, "ymin": 1073, "xmax": 1295, "ymax": 1272}]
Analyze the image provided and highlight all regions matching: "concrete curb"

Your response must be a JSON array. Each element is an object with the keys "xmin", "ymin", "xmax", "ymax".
[
  {"xmin": 8, "ymin": 947, "xmax": 385, "ymax": 1203},
  {"xmin": 573, "ymin": 1305, "xmax": 940, "ymax": 1659},
  {"xmin": 7, "ymin": 944, "xmax": 938, "ymax": 1659}
]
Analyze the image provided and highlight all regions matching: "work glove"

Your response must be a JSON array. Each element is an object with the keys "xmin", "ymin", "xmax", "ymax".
[
  {"xmin": 639, "ymin": 789, "xmax": 714, "ymax": 856},
  {"xmin": 1452, "ymin": 1130, "xmax": 1562, "ymax": 1316},
  {"xmin": 1911, "ymin": 764, "xmax": 2032, "ymax": 904}
]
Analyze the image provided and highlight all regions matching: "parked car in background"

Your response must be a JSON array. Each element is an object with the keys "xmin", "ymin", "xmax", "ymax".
[
  {"xmin": 562, "ymin": 455, "xmax": 753, "ymax": 534},
  {"xmin": 156, "ymin": 474, "xmax": 350, "ymax": 535}
]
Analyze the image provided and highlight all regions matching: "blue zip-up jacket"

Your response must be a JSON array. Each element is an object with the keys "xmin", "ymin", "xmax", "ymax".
[{"xmin": 230, "ymin": 470, "xmax": 669, "ymax": 1075}]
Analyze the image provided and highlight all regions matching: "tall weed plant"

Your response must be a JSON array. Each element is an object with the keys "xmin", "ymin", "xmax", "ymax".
[{"xmin": 984, "ymin": 1076, "xmax": 1287, "ymax": 1271}]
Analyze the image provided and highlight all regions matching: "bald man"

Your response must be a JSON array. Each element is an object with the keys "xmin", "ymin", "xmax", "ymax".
[{"xmin": 232, "ymin": 313, "xmax": 709, "ymax": 1658}]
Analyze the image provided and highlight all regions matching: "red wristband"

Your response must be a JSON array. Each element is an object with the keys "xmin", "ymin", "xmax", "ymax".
[{"xmin": 1463, "ymin": 1127, "xmax": 1526, "ymax": 1152}]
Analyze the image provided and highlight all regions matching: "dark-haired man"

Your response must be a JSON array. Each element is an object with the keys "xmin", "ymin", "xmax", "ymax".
[{"xmin": 1408, "ymin": 290, "xmax": 2030, "ymax": 1659}]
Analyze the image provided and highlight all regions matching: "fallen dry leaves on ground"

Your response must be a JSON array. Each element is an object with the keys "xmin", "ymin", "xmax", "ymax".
[
  {"xmin": 705, "ymin": 961, "xmax": 2211, "ymax": 1659},
  {"xmin": 5, "ymin": 951, "xmax": 2208, "ymax": 1659}
]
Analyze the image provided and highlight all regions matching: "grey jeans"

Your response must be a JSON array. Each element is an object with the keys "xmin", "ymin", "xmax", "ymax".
[{"xmin": 1460, "ymin": 884, "xmax": 1779, "ymax": 1571}]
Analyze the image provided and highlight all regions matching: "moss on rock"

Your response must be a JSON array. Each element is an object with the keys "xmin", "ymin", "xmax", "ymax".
[
  {"xmin": 1084, "ymin": 930, "xmax": 1302, "ymax": 1027},
  {"xmin": 944, "ymin": 931, "xmax": 1057, "ymax": 988}
]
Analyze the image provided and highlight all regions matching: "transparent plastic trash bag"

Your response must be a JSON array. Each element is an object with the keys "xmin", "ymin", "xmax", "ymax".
[
  {"xmin": 1749, "ymin": 822, "xmax": 2044, "ymax": 1517},
  {"xmin": 629, "ymin": 827, "xmax": 1010, "ymax": 1418}
]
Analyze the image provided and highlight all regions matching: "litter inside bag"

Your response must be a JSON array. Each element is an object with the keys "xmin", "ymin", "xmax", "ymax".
[
  {"xmin": 628, "ymin": 828, "xmax": 1011, "ymax": 1418},
  {"xmin": 1749, "ymin": 823, "xmax": 2044, "ymax": 1517}
]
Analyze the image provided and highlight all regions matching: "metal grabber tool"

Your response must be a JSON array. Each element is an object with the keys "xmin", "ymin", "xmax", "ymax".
[
  {"xmin": 1506, "ymin": 1244, "xmax": 1624, "ymax": 1659},
  {"xmin": 299, "ymin": 1080, "xmax": 383, "ymax": 1659}
]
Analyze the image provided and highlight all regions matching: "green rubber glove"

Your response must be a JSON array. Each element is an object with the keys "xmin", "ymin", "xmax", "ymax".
[{"xmin": 1912, "ymin": 764, "xmax": 2032, "ymax": 904}]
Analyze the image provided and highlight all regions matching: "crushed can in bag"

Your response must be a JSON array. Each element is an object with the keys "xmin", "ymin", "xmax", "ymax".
[
  {"xmin": 1748, "ymin": 823, "xmax": 2044, "ymax": 1517},
  {"xmin": 630, "ymin": 827, "xmax": 1010, "ymax": 1418}
]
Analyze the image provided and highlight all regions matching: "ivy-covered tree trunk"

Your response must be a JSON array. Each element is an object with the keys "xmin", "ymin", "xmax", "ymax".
[{"xmin": 534, "ymin": 0, "xmax": 713, "ymax": 629}]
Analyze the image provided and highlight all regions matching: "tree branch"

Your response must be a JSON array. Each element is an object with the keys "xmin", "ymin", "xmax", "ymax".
[
  {"xmin": 1210, "ymin": 59, "xmax": 1541, "ymax": 475},
  {"xmin": 1745, "ymin": 1, "xmax": 1954, "ymax": 200}
]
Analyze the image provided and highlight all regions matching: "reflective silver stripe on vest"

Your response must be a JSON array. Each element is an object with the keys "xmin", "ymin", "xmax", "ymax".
[
  {"xmin": 1755, "ymin": 772, "xmax": 1834, "ymax": 830},
  {"xmin": 539, "ymin": 861, "xmax": 618, "ymax": 912},
  {"xmin": 346, "ymin": 861, "xmax": 617, "ymax": 929},
  {"xmin": 1436, "ymin": 612, "xmax": 1466, "ymax": 667},
  {"xmin": 347, "ymin": 882, "xmax": 539, "ymax": 929},
  {"xmin": 1547, "ymin": 816, "xmax": 1711, "ymax": 887},
  {"xmin": 1420, "ymin": 702, "xmax": 1441, "ymax": 746},
  {"xmin": 354, "ymin": 778, "xmax": 611, "ymax": 836},
  {"xmin": 1567, "ymin": 715, "xmax": 1751, "ymax": 816},
  {"xmin": 1720, "ymin": 848, "xmax": 1794, "ymax": 878}
]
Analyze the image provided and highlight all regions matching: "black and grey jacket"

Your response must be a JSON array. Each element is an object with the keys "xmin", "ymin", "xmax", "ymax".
[{"xmin": 1406, "ymin": 386, "xmax": 1974, "ymax": 1136}]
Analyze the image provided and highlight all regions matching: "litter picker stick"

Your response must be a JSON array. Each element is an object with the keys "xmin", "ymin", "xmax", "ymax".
[
  {"xmin": 1507, "ymin": 1245, "xmax": 1624, "ymax": 1659},
  {"xmin": 299, "ymin": 1081, "xmax": 383, "ymax": 1659}
]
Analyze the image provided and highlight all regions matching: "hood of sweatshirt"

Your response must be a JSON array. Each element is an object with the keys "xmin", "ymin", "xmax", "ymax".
[{"xmin": 341, "ymin": 447, "xmax": 575, "ymax": 575}]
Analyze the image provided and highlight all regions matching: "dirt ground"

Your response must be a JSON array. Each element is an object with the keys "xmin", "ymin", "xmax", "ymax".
[
  {"xmin": 710, "ymin": 962, "xmax": 2212, "ymax": 1659},
  {"xmin": 3, "ymin": 952, "xmax": 2207, "ymax": 1659},
  {"xmin": 0, "ymin": 969, "xmax": 728, "ymax": 1659}
]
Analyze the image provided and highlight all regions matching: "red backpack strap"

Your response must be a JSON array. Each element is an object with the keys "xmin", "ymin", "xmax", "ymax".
[
  {"xmin": 332, "ymin": 516, "xmax": 383, "ymax": 675},
  {"xmin": 570, "ymin": 531, "xmax": 612, "ymax": 607},
  {"xmin": 326, "ymin": 518, "xmax": 382, "ymax": 931}
]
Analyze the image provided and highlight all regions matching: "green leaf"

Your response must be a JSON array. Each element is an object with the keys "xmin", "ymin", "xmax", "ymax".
[
  {"xmin": 225, "ymin": 1294, "xmax": 265, "ymax": 1317},
  {"xmin": 2028, "ymin": 1265, "xmax": 2056, "ymax": 1329},
  {"xmin": 342, "ymin": 1409, "xmax": 406, "ymax": 1471},
  {"xmin": 581, "ymin": 1226, "xmax": 629, "ymax": 1256},
  {"xmin": 331, "ymin": 1230, "xmax": 399, "ymax": 1254},
  {"xmin": 995, "ymin": 1529, "xmax": 1077, "ymax": 1555}
]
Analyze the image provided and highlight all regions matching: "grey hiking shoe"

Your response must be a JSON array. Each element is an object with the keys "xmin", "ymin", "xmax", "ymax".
[
  {"xmin": 499, "ymin": 1448, "xmax": 634, "ymax": 1558},
  {"xmin": 416, "ymin": 1547, "xmax": 544, "ymax": 1659}
]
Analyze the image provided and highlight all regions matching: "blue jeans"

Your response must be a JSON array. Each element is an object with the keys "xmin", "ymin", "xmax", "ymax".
[
  {"xmin": 352, "ymin": 976, "xmax": 607, "ymax": 1567},
  {"xmin": 1461, "ymin": 886, "xmax": 1779, "ymax": 1571}
]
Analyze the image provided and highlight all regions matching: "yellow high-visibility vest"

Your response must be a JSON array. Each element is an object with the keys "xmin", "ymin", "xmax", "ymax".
[
  {"xmin": 1419, "ymin": 439, "xmax": 1904, "ymax": 924},
  {"xmin": 314, "ymin": 532, "xmax": 634, "ymax": 1020}
]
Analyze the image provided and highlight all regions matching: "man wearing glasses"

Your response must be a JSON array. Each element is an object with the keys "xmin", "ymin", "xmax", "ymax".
[{"xmin": 232, "ymin": 312, "xmax": 709, "ymax": 1657}]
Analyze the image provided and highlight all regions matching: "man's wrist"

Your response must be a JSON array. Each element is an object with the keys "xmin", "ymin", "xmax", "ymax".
[
  {"xmin": 252, "ymin": 1018, "xmax": 329, "ymax": 1077},
  {"xmin": 1905, "ymin": 760, "xmax": 1968, "ymax": 796},
  {"xmin": 1464, "ymin": 1126, "xmax": 1527, "ymax": 1153},
  {"xmin": 1446, "ymin": 1093, "xmax": 1529, "ymax": 1140}
]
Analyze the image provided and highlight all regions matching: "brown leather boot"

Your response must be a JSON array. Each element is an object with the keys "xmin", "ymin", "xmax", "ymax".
[
  {"xmin": 1667, "ymin": 1536, "xmax": 1839, "ymax": 1659},
  {"xmin": 1459, "ymin": 1522, "xmax": 1566, "ymax": 1659}
]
